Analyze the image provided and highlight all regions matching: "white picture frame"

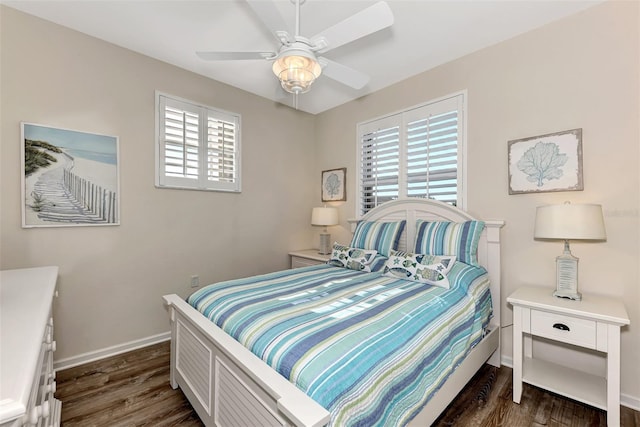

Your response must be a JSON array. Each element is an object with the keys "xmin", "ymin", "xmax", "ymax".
[{"xmin": 21, "ymin": 122, "xmax": 120, "ymax": 227}]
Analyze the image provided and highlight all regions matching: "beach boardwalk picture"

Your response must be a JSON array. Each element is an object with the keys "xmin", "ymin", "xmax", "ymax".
[{"xmin": 22, "ymin": 123, "xmax": 119, "ymax": 227}]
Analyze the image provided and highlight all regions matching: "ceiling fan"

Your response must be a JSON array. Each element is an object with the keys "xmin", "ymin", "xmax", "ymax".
[{"xmin": 196, "ymin": 0, "xmax": 394, "ymax": 98}]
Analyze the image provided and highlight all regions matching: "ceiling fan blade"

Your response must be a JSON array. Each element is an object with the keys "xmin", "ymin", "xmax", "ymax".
[
  {"xmin": 196, "ymin": 51, "xmax": 275, "ymax": 61},
  {"xmin": 246, "ymin": 0, "xmax": 293, "ymax": 44},
  {"xmin": 318, "ymin": 57, "xmax": 369, "ymax": 90},
  {"xmin": 311, "ymin": 1, "xmax": 393, "ymax": 53}
]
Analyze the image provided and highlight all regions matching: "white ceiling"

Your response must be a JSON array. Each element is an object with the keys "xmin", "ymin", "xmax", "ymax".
[{"xmin": 3, "ymin": 0, "xmax": 601, "ymax": 114}]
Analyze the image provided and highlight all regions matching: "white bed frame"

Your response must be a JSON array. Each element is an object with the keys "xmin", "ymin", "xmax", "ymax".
[{"xmin": 163, "ymin": 198, "xmax": 504, "ymax": 427}]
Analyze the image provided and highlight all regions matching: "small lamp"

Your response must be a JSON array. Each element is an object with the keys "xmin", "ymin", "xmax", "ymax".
[
  {"xmin": 311, "ymin": 207, "xmax": 338, "ymax": 255},
  {"xmin": 534, "ymin": 202, "xmax": 606, "ymax": 300}
]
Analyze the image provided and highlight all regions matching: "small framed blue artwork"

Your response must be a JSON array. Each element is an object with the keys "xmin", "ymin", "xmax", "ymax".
[
  {"xmin": 321, "ymin": 168, "xmax": 346, "ymax": 202},
  {"xmin": 508, "ymin": 128, "xmax": 583, "ymax": 195}
]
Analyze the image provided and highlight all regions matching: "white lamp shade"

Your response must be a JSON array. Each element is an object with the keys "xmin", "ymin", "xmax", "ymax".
[
  {"xmin": 311, "ymin": 207, "xmax": 338, "ymax": 226},
  {"xmin": 534, "ymin": 203, "xmax": 606, "ymax": 240}
]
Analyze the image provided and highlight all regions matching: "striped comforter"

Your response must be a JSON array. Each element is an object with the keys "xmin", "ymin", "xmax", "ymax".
[{"xmin": 188, "ymin": 262, "xmax": 492, "ymax": 426}]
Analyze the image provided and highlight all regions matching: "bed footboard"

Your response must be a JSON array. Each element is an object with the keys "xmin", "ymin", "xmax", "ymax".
[{"xmin": 163, "ymin": 294, "xmax": 330, "ymax": 427}]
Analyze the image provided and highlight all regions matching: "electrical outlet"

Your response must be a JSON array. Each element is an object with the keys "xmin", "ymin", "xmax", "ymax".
[{"xmin": 190, "ymin": 275, "xmax": 199, "ymax": 288}]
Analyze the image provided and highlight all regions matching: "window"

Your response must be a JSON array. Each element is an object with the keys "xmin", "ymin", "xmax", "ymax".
[
  {"xmin": 155, "ymin": 92, "xmax": 241, "ymax": 192},
  {"xmin": 357, "ymin": 93, "xmax": 465, "ymax": 215}
]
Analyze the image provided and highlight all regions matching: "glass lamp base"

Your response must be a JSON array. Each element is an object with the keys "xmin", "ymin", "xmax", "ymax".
[
  {"xmin": 319, "ymin": 233, "xmax": 331, "ymax": 255},
  {"xmin": 553, "ymin": 290, "xmax": 582, "ymax": 301},
  {"xmin": 555, "ymin": 246, "xmax": 580, "ymax": 301}
]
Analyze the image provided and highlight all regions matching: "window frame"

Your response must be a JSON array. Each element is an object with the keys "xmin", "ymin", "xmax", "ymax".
[
  {"xmin": 155, "ymin": 91, "xmax": 242, "ymax": 193},
  {"xmin": 355, "ymin": 91, "xmax": 467, "ymax": 216}
]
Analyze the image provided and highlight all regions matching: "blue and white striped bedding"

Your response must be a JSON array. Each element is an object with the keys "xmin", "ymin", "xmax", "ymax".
[{"xmin": 188, "ymin": 262, "xmax": 492, "ymax": 426}]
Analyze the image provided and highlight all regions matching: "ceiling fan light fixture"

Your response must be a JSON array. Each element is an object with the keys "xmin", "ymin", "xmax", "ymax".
[{"xmin": 272, "ymin": 51, "xmax": 322, "ymax": 94}]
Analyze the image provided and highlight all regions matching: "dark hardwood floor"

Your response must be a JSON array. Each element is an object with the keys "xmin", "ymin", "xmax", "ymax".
[
  {"xmin": 55, "ymin": 342, "xmax": 202, "ymax": 427},
  {"xmin": 55, "ymin": 341, "xmax": 639, "ymax": 426}
]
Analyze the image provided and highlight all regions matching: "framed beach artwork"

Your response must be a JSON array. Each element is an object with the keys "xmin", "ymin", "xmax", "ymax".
[
  {"xmin": 21, "ymin": 123, "xmax": 120, "ymax": 227},
  {"xmin": 321, "ymin": 167, "xmax": 346, "ymax": 202},
  {"xmin": 508, "ymin": 128, "xmax": 583, "ymax": 195}
]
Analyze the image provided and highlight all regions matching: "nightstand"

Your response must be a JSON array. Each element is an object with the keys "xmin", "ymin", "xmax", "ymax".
[
  {"xmin": 507, "ymin": 286, "xmax": 630, "ymax": 427},
  {"xmin": 288, "ymin": 249, "xmax": 331, "ymax": 268}
]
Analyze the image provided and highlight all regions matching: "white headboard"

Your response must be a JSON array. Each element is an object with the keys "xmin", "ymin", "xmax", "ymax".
[{"xmin": 350, "ymin": 198, "xmax": 505, "ymax": 365}]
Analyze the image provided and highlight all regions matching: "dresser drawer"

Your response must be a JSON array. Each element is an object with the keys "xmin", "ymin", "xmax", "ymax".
[
  {"xmin": 0, "ymin": 267, "xmax": 60, "ymax": 427},
  {"xmin": 530, "ymin": 309, "xmax": 596, "ymax": 349}
]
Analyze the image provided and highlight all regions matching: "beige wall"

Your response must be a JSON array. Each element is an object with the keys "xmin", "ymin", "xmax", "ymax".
[
  {"xmin": 0, "ymin": 7, "xmax": 317, "ymax": 360},
  {"xmin": 315, "ymin": 0, "xmax": 639, "ymax": 403}
]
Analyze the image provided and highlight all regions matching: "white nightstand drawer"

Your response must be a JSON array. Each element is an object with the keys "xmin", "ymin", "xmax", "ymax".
[
  {"xmin": 289, "ymin": 250, "xmax": 330, "ymax": 269},
  {"xmin": 291, "ymin": 256, "xmax": 325, "ymax": 268},
  {"xmin": 530, "ymin": 309, "xmax": 596, "ymax": 349}
]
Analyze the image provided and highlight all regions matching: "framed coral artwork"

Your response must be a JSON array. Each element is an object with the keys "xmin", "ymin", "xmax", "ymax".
[
  {"xmin": 508, "ymin": 128, "xmax": 583, "ymax": 195},
  {"xmin": 321, "ymin": 167, "xmax": 346, "ymax": 202}
]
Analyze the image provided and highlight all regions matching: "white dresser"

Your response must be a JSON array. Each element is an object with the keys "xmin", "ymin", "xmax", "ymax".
[{"xmin": 0, "ymin": 267, "xmax": 61, "ymax": 427}]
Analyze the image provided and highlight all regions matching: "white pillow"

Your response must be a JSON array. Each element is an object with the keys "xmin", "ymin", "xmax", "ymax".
[
  {"xmin": 328, "ymin": 243, "xmax": 378, "ymax": 272},
  {"xmin": 383, "ymin": 250, "xmax": 456, "ymax": 289}
]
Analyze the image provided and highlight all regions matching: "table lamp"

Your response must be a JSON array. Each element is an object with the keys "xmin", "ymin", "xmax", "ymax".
[
  {"xmin": 311, "ymin": 207, "xmax": 338, "ymax": 255},
  {"xmin": 534, "ymin": 202, "xmax": 606, "ymax": 300}
]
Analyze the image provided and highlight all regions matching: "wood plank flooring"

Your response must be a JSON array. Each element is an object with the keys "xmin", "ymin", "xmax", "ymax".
[{"xmin": 55, "ymin": 341, "xmax": 639, "ymax": 426}]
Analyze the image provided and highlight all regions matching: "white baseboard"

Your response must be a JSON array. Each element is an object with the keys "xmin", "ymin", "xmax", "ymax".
[
  {"xmin": 501, "ymin": 354, "xmax": 512, "ymax": 368},
  {"xmin": 622, "ymin": 395, "xmax": 640, "ymax": 411},
  {"xmin": 500, "ymin": 355, "xmax": 639, "ymax": 411},
  {"xmin": 53, "ymin": 331, "xmax": 171, "ymax": 372}
]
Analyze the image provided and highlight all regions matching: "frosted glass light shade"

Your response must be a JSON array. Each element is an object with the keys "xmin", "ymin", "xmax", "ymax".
[
  {"xmin": 311, "ymin": 207, "xmax": 338, "ymax": 226},
  {"xmin": 534, "ymin": 203, "xmax": 606, "ymax": 241},
  {"xmin": 272, "ymin": 52, "xmax": 322, "ymax": 94}
]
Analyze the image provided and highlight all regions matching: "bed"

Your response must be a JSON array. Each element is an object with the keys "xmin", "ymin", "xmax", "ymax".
[{"xmin": 163, "ymin": 198, "xmax": 504, "ymax": 426}]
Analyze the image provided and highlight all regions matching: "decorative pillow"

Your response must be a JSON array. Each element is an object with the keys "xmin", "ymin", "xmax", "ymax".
[
  {"xmin": 382, "ymin": 250, "xmax": 456, "ymax": 289},
  {"xmin": 414, "ymin": 220, "xmax": 485, "ymax": 266},
  {"xmin": 369, "ymin": 254, "xmax": 389, "ymax": 273},
  {"xmin": 350, "ymin": 220, "xmax": 406, "ymax": 257},
  {"xmin": 328, "ymin": 243, "xmax": 378, "ymax": 272}
]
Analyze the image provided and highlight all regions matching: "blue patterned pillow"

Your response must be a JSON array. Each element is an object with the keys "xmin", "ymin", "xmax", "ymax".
[
  {"xmin": 328, "ymin": 243, "xmax": 378, "ymax": 272},
  {"xmin": 369, "ymin": 254, "xmax": 389, "ymax": 272},
  {"xmin": 383, "ymin": 250, "xmax": 456, "ymax": 289},
  {"xmin": 414, "ymin": 220, "xmax": 485, "ymax": 266},
  {"xmin": 350, "ymin": 220, "xmax": 406, "ymax": 257}
]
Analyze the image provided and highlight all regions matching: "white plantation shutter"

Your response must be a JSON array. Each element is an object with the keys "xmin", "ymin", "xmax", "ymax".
[
  {"xmin": 207, "ymin": 117, "xmax": 234, "ymax": 183},
  {"xmin": 360, "ymin": 116, "xmax": 401, "ymax": 213},
  {"xmin": 162, "ymin": 100, "xmax": 200, "ymax": 180},
  {"xmin": 157, "ymin": 93, "xmax": 241, "ymax": 192},
  {"xmin": 404, "ymin": 96, "xmax": 462, "ymax": 205},
  {"xmin": 357, "ymin": 93, "xmax": 464, "ymax": 215}
]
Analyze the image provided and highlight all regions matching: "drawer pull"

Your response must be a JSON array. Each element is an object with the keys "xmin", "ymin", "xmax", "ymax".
[
  {"xmin": 42, "ymin": 381, "xmax": 57, "ymax": 395},
  {"xmin": 553, "ymin": 323, "xmax": 570, "ymax": 331},
  {"xmin": 27, "ymin": 401, "xmax": 50, "ymax": 424}
]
